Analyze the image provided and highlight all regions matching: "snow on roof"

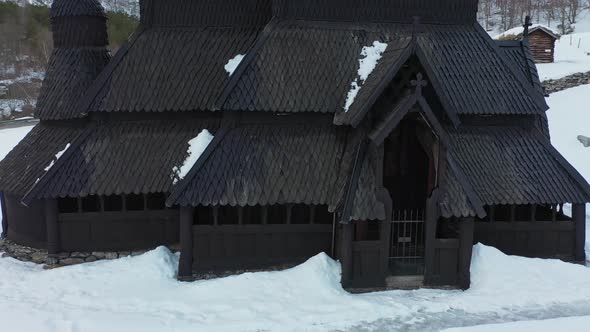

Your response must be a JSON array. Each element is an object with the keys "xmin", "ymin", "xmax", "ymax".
[
  {"xmin": 494, "ymin": 24, "xmax": 559, "ymax": 40},
  {"xmin": 172, "ymin": 129, "xmax": 214, "ymax": 184},
  {"xmin": 224, "ymin": 54, "xmax": 245, "ymax": 76},
  {"xmin": 43, "ymin": 143, "xmax": 71, "ymax": 172},
  {"xmin": 344, "ymin": 41, "xmax": 388, "ymax": 112}
]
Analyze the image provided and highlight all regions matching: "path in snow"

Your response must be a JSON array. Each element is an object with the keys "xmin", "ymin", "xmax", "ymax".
[
  {"xmin": 443, "ymin": 315, "xmax": 590, "ymax": 332},
  {"xmin": 344, "ymin": 301, "xmax": 590, "ymax": 332}
]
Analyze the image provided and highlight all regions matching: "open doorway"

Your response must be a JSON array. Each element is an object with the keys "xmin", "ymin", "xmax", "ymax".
[{"xmin": 383, "ymin": 113, "xmax": 438, "ymax": 276}]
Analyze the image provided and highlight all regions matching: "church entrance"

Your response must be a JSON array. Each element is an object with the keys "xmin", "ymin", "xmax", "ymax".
[{"xmin": 383, "ymin": 114, "xmax": 437, "ymax": 278}]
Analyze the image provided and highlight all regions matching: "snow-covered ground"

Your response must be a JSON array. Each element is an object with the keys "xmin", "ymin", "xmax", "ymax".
[
  {"xmin": 537, "ymin": 32, "xmax": 590, "ymax": 81},
  {"xmin": 2, "ymin": 244, "xmax": 590, "ymax": 332},
  {"xmin": 547, "ymin": 84, "xmax": 590, "ymax": 252},
  {"xmin": 444, "ymin": 315, "xmax": 590, "ymax": 332}
]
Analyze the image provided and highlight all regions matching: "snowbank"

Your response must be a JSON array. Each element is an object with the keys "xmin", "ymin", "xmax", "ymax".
[
  {"xmin": 2, "ymin": 244, "xmax": 590, "ymax": 331},
  {"xmin": 442, "ymin": 315, "xmax": 590, "ymax": 332}
]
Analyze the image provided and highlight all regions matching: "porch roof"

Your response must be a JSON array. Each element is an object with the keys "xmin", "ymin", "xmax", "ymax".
[
  {"xmin": 21, "ymin": 117, "xmax": 220, "ymax": 203},
  {"xmin": 447, "ymin": 125, "xmax": 590, "ymax": 206},
  {"xmin": 0, "ymin": 122, "xmax": 84, "ymax": 197},
  {"xmin": 167, "ymin": 119, "xmax": 386, "ymax": 221}
]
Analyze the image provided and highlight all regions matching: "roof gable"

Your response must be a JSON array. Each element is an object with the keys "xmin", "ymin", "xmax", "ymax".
[{"xmin": 219, "ymin": 21, "xmax": 548, "ymax": 122}]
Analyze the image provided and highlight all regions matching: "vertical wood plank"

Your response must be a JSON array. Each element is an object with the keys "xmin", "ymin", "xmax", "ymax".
[
  {"xmin": 339, "ymin": 223, "xmax": 354, "ymax": 288},
  {"xmin": 178, "ymin": 206, "xmax": 194, "ymax": 280},
  {"xmin": 0, "ymin": 192, "xmax": 7, "ymax": 238},
  {"xmin": 573, "ymin": 203, "xmax": 586, "ymax": 262},
  {"xmin": 458, "ymin": 217, "xmax": 474, "ymax": 290},
  {"xmin": 45, "ymin": 199, "xmax": 60, "ymax": 255},
  {"xmin": 424, "ymin": 189, "xmax": 440, "ymax": 285}
]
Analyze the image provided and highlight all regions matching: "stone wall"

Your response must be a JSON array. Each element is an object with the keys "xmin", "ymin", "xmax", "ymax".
[
  {"xmin": 543, "ymin": 72, "xmax": 590, "ymax": 95},
  {"xmin": 0, "ymin": 237, "xmax": 179, "ymax": 268}
]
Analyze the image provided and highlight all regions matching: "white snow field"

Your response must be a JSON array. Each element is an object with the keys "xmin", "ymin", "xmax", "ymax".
[
  {"xmin": 443, "ymin": 315, "xmax": 590, "ymax": 332},
  {"xmin": 537, "ymin": 32, "xmax": 590, "ymax": 81},
  {"xmin": 2, "ymin": 244, "xmax": 590, "ymax": 332}
]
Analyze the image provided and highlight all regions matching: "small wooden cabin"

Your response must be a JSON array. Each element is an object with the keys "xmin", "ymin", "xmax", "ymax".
[
  {"xmin": 0, "ymin": 0, "xmax": 588, "ymax": 290},
  {"xmin": 528, "ymin": 26, "xmax": 559, "ymax": 63},
  {"xmin": 497, "ymin": 23, "xmax": 560, "ymax": 64}
]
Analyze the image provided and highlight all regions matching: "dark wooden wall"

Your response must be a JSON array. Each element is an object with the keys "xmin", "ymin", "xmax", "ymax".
[
  {"xmin": 529, "ymin": 31, "xmax": 556, "ymax": 63},
  {"xmin": 474, "ymin": 221, "xmax": 575, "ymax": 259},
  {"xmin": 58, "ymin": 210, "xmax": 179, "ymax": 251},
  {"xmin": 5, "ymin": 195, "xmax": 47, "ymax": 248},
  {"xmin": 192, "ymin": 224, "xmax": 332, "ymax": 271}
]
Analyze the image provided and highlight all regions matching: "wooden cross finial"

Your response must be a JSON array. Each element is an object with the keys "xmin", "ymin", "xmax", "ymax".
[
  {"xmin": 524, "ymin": 16, "xmax": 532, "ymax": 37},
  {"xmin": 410, "ymin": 73, "xmax": 428, "ymax": 96}
]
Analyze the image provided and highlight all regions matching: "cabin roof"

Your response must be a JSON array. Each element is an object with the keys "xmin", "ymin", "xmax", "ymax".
[{"xmin": 448, "ymin": 125, "xmax": 590, "ymax": 206}]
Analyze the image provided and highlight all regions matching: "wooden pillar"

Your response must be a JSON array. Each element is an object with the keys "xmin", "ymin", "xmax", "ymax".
[
  {"xmin": 44, "ymin": 199, "xmax": 60, "ymax": 256},
  {"xmin": 339, "ymin": 222, "xmax": 354, "ymax": 288},
  {"xmin": 0, "ymin": 192, "xmax": 7, "ymax": 238},
  {"xmin": 573, "ymin": 203, "xmax": 586, "ymax": 262},
  {"xmin": 178, "ymin": 206, "xmax": 194, "ymax": 281},
  {"xmin": 423, "ymin": 190, "xmax": 440, "ymax": 285},
  {"xmin": 458, "ymin": 217, "xmax": 474, "ymax": 290}
]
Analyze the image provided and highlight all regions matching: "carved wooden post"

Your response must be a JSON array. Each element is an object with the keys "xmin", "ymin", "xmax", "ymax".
[
  {"xmin": 45, "ymin": 199, "xmax": 60, "ymax": 257},
  {"xmin": 339, "ymin": 223, "xmax": 354, "ymax": 288},
  {"xmin": 573, "ymin": 203, "xmax": 586, "ymax": 262},
  {"xmin": 178, "ymin": 206, "xmax": 194, "ymax": 281},
  {"xmin": 458, "ymin": 217, "xmax": 474, "ymax": 290}
]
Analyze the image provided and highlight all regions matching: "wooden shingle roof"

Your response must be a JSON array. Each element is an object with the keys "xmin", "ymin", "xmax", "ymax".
[
  {"xmin": 448, "ymin": 125, "xmax": 590, "ymax": 206},
  {"xmin": 87, "ymin": 27, "xmax": 263, "ymax": 113},
  {"xmin": 0, "ymin": 123, "xmax": 84, "ymax": 196},
  {"xmin": 22, "ymin": 117, "xmax": 220, "ymax": 202}
]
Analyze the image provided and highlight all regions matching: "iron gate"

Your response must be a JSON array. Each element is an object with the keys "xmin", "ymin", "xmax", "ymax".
[{"xmin": 389, "ymin": 209, "xmax": 425, "ymax": 276}]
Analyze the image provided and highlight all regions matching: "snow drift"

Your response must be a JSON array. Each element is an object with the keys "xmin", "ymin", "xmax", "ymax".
[{"xmin": 1, "ymin": 244, "xmax": 590, "ymax": 331}]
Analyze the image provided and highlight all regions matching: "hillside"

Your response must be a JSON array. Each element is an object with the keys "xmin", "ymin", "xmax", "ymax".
[{"xmin": 0, "ymin": 1, "xmax": 138, "ymax": 119}]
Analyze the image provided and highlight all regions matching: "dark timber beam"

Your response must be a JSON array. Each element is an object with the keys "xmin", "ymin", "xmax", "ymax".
[
  {"xmin": 0, "ymin": 192, "xmax": 7, "ymax": 239},
  {"xmin": 573, "ymin": 203, "xmax": 586, "ymax": 262},
  {"xmin": 458, "ymin": 217, "xmax": 474, "ymax": 290},
  {"xmin": 178, "ymin": 206, "xmax": 195, "ymax": 281},
  {"xmin": 44, "ymin": 199, "xmax": 60, "ymax": 257},
  {"xmin": 424, "ymin": 189, "xmax": 440, "ymax": 285},
  {"xmin": 339, "ymin": 223, "xmax": 354, "ymax": 288}
]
